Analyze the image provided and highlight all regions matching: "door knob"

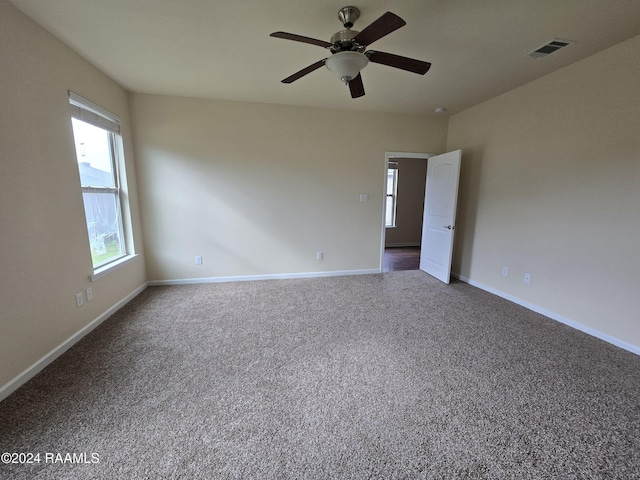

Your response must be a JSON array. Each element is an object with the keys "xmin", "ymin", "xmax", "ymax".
[{"xmin": 444, "ymin": 225, "xmax": 454, "ymax": 230}]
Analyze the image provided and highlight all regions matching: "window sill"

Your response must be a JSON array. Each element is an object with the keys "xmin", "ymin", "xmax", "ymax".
[{"xmin": 90, "ymin": 254, "xmax": 140, "ymax": 282}]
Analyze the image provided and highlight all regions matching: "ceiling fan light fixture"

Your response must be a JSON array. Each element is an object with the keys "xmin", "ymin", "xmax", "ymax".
[{"xmin": 325, "ymin": 51, "xmax": 369, "ymax": 83}]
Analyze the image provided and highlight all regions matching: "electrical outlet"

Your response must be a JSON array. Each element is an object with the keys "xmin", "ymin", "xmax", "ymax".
[
  {"xmin": 75, "ymin": 292, "xmax": 84, "ymax": 307},
  {"xmin": 195, "ymin": 256, "xmax": 203, "ymax": 265},
  {"xmin": 317, "ymin": 251, "xmax": 323, "ymax": 260},
  {"xmin": 86, "ymin": 287, "xmax": 93, "ymax": 301},
  {"xmin": 502, "ymin": 266, "xmax": 509, "ymax": 277},
  {"xmin": 524, "ymin": 273, "xmax": 532, "ymax": 284}
]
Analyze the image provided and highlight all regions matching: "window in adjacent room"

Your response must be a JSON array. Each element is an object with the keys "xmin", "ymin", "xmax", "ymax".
[
  {"xmin": 69, "ymin": 92, "xmax": 128, "ymax": 270},
  {"xmin": 385, "ymin": 161, "xmax": 399, "ymax": 227}
]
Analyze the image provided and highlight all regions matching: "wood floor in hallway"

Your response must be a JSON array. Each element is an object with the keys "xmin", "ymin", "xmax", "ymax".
[{"xmin": 383, "ymin": 246, "xmax": 420, "ymax": 272}]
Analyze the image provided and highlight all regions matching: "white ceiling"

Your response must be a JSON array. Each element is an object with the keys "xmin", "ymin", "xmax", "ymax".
[{"xmin": 9, "ymin": 0, "xmax": 640, "ymax": 116}]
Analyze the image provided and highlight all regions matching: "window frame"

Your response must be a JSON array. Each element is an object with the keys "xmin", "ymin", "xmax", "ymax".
[
  {"xmin": 69, "ymin": 91, "xmax": 135, "ymax": 279},
  {"xmin": 386, "ymin": 161, "xmax": 399, "ymax": 228}
]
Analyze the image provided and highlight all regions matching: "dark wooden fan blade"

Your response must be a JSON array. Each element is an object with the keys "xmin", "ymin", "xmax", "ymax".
[
  {"xmin": 281, "ymin": 59, "xmax": 327, "ymax": 84},
  {"xmin": 353, "ymin": 12, "xmax": 406, "ymax": 47},
  {"xmin": 270, "ymin": 32, "xmax": 332, "ymax": 48},
  {"xmin": 349, "ymin": 74, "xmax": 365, "ymax": 98},
  {"xmin": 366, "ymin": 50, "xmax": 431, "ymax": 75}
]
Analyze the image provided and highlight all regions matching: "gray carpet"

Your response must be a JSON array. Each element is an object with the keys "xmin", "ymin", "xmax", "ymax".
[{"xmin": 1, "ymin": 271, "xmax": 639, "ymax": 479}]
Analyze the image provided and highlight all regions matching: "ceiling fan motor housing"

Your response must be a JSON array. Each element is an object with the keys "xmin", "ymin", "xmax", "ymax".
[
  {"xmin": 332, "ymin": 6, "xmax": 364, "ymax": 53},
  {"xmin": 330, "ymin": 29, "xmax": 364, "ymax": 53}
]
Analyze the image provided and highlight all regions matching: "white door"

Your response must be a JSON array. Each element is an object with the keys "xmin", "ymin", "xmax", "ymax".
[{"xmin": 419, "ymin": 150, "xmax": 462, "ymax": 283}]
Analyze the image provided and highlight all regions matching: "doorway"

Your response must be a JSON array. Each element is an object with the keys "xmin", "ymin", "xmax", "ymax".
[
  {"xmin": 380, "ymin": 152, "xmax": 430, "ymax": 272},
  {"xmin": 380, "ymin": 150, "xmax": 462, "ymax": 283}
]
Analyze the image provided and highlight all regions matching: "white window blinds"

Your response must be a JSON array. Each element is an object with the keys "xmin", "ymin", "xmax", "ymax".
[{"xmin": 68, "ymin": 91, "xmax": 120, "ymax": 134}]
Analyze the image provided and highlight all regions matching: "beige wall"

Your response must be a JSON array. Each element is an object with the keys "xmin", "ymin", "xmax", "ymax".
[
  {"xmin": 447, "ymin": 35, "xmax": 640, "ymax": 349},
  {"xmin": 0, "ymin": 1, "xmax": 146, "ymax": 391},
  {"xmin": 130, "ymin": 94, "xmax": 448, "ymax": 281},
  {"xmin": 385, "ymin": 158, "xmax": 427, "ymax": 247}
]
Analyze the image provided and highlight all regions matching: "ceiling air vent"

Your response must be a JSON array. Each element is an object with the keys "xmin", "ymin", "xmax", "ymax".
[{"xmin": 527, "ymin": 38, "xmax": 575, "ymax": 59}]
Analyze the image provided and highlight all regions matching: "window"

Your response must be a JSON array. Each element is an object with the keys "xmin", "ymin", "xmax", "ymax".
[
  {"xmin": 69, "ymin": 92, "xmax": 128, "ymax": 270},
  {"xmin": 386, "ymin": 161, "xmax": 398, "ymax": 227}
]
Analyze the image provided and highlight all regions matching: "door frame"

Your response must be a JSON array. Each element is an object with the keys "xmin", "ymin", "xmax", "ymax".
[{"xmin": 379, "ymin": 151, "xmax": 432, "ymax": 272}]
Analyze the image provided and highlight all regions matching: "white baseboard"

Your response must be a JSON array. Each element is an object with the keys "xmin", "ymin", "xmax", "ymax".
[
  {"xmin": 148, "ymin": 269, "xmax": 381, "ymax": 286},
  {"xmin": 0, "ymin": 283, "xmax": 148, "ymax": 402},
  {"xmin": 452, "ymin": 272, "xmax": 640, "ymax": 356}
]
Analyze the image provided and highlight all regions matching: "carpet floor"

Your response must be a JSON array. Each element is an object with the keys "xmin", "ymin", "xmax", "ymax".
[{"xmin": 1, "ymin": 271, "xmax": 639, "ymax": 479}]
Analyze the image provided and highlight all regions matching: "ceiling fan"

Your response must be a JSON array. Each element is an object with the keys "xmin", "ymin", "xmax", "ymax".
[{"xmin": 270, "ymin": 6, "xmax": 431, "ymax": 98}]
